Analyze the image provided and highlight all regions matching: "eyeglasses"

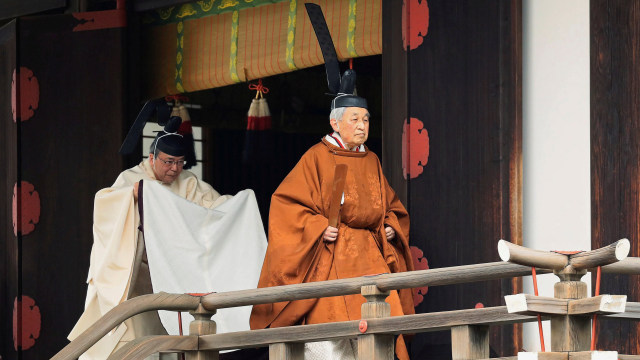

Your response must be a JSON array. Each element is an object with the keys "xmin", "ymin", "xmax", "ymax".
[{"xmin": 157, "ymin": 158, "xmax": 186, "ymax": 168}]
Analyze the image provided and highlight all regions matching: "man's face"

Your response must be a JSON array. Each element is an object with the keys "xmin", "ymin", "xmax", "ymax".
[
  {"xmin": 149, "ymin": 151, "xmax": 185, "ymax": 184},
  {"xmin": 330, "ymin": 107, "xmax": 370, "ymax": 149}
]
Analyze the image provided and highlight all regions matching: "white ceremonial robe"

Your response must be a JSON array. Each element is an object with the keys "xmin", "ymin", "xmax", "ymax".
[
  {"xmin": 143, "ymin": 181, "xmax": 267, "ymax": 336},
  {"xmin": 68, "ymin": 159, "xmax": 264, "ymax": 359}
]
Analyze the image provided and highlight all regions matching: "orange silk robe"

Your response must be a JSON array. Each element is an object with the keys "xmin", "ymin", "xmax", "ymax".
[{"xmin": 250, "ymin": 138, "xmax": 415, "ymax": 359}]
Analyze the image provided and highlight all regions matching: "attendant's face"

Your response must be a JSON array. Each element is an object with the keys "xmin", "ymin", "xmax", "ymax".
[
  {"xmin": 330, "ymin": 107, "xmax": 370, "ymax": 149},
  {"xmin": 149, "ymin": 151, "xmax": 185, "ymax": 184}
]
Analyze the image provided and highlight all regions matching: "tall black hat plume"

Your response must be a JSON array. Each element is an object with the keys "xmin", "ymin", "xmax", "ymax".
[
  {"xmin": 305, "ymin": 3, "xmax": 367, "ymax": 110},
  {"xmin": 119, "ymin": 98, "xmax": 172, "ymax": 155}
]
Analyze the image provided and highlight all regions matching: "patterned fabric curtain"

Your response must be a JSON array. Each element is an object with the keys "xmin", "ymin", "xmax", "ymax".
[{"xmin": 141, "ymin": 0, "xmax": 382, "ymax": 98}]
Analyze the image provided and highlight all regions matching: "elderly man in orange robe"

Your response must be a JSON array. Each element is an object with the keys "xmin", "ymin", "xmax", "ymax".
[{"xmin": 250, "ymin": 82, "xmax": 415, "ymax": 359}]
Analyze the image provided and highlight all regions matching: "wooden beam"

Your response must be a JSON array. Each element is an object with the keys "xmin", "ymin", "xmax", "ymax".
[
  {"xmin": 269, "ymin": 343, "xmax": 304, "ymax": 360},
  {"xmin": 554, "ymin": 280, "xmax": 587, "ymax": 299},
  {"xmin": 358, "ymin": 285, "xmax": 394, "ymax": 360},
  {"xmin": 186, "ymin": 304, "xmax": 218, "ymax": 360},
  {"xmin": 498, "ymin": 240, "xmax": 568, "ymax": 270},
  {"xmin": 603, "ymin": 301, "xmax": 640, "ymax": 319},
  {"xmin": 552, "ymin": 278, "xmax": 590, "ymax": 352},
  {"xmin": 550, "ymin": 314, "xmax": 591, "ymax": 352},
  {"xmin": 451, "ymin": 325, "xmax": 489, "ymax": 360},
  {"xmin": 54, "ymin": 262, "xmax": 552, "ymax": 360},
  {"xmin": 568, "ymin": 295, "xmax": 627, "ymax": 315},
  {"xmin": 505, "ymin": 294, "xmax": 568, "ymax": 315},
  {"xmin": 52, "ymin": 293, "xmax": 201, "ymax": 360},
  {"xmin": 568, "ymin": 351, "xmax": 618, "ymax": 360},
  {"xmin": 198, "ymin": 306, "xmax": 537, "ymax": 351},
  {"xmin": 359, "ymin": 334, "xmax": 394, "ymax": 360},
  {"xmin": 619, "ymin": 355, "xmax": 640, "ymax": 360},
  {"xmin": 360, "ymin": 285, "xmax": 391, "ymax": 319},
  {"xmin": 600, "ymin": 257, "xmax": 640, "ymax": 274},
  {"xmin": 106, "ymin": 335, "xmax": 198, "ymax": 360},
  {"xmin": 518, "ymin": 352, "xmax": 569, "ymax": 360},
  {"xmin": 568, "ymin": 239, "xmax": 629, "ymax": 270},
  {"xmin": 201, "ymin": 262, "xmax": 550, "ymax": 311}
]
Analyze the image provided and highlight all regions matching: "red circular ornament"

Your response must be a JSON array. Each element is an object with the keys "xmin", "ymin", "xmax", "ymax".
[
  {"xmin": 410, "ymin": 246, "xmax": 429, "ymax": 306},
  {"xmin": 12, "ymin": 181, "xmax": 41, "ymax": 236},
  {"xmin": 402, "ymin": 0, "xmax": 430, "ymax": 51},
  {"xmin": 13, "ymin": 295, "xmax": 41, "ymax": 350},
  {"xmin": 402, "ymin": 118, "xmax": 430, "ymax": 180},
  {"xmin": 11, "ymin": 67, "xmax": 40, "ymax": 122},
  {"xmin": 359, "ymin": 320, "xmax": 368, "ymax": 333}
]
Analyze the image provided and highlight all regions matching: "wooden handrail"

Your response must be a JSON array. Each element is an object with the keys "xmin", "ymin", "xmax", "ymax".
[
  {"xmin": 603, "ymin": 301, "xmax": 640, "ymax": 319},
  {"xmin": 54, "ymin": 262, "xmax": 544, "ymax": 360},
  {"xmin": 197, "ymin": 306, "xmax": 537, "ymax": 351},
  {"xmin": 107, "ymin": 335, "xmax": 198, "ymax": 360},
  {"xmin": 497, "ymin": 239, "xmax": 630, "ymax": 271},
  {"xmin": 52, "ymin": 293, "xmax": 200, "ymax": 360},
  {"xmin": 600, "ymin": 257, "xmax": 640, "ymax": 274},
  {"xmin": 201, "ymin": 262, "xmax": 550, "ymax": 311},
  {"xmin": 498, "ymin": 240, "xmax": 569, "ymax": 269},
  {"xmin": 568, "ymin": 239, "xmax": 630, "ymax": 270},
  {"xmin": 619, "ymin": 355, "xmax": 640, "ymax": 360},
  {"xmin": 54, "ymin": 240, "xmax": 637, "ymax": 360}
]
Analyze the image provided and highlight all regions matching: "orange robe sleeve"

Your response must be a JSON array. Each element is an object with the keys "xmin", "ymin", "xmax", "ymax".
[
  {"xmin": 380, "ymin": 165, "xmax": 416, "ymax": 317},
  {"xmin": 250, "ymin": 146, "xmax": 335, "ymax": 329}
]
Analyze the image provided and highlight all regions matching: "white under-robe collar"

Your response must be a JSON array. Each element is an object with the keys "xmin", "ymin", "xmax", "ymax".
[{"xmin": 325, "ymin": 132, "xmax": 365, "ymax": 152}]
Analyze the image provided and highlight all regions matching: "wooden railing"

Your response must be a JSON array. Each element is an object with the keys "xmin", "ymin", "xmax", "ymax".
[{"xmin": 53, "ymin": 239, "xmax": 640, "ymax": 360}]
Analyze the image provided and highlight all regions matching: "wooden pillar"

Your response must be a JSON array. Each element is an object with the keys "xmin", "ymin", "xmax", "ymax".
[
  {"xmin": 186, "ymin": 304, "xmax": 218, "ymax": 360},
  {"xmin": 358, "ymin": 285, "xmax": 394, "ymax": 360},
  {"xmin": 269, "ymin": 343, "xmax": 304, "ymax": 360},
  {"xmin": 451, "ymin": 325, "xmax": 490, "ymax": 360},
  {"xmin": 1, "ymin": 13, "xmax": 127, "ymax": 359},
  {"xmin": 551, "ymin": 272, "xmax": 590, "ymax": 352},
  {"xmin": 591, "ymin": 0, "xmax": 640, "ymax": 354},
  {"xmin": 383, "ymin": 0, "xmax": 524, "ymax": 356}
]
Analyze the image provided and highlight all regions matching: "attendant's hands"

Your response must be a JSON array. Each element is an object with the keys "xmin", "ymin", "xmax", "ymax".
[
  {"xmin": 323, "ymin": 226, "xmax": 338, "ymax": 242},
  {"xmin": 133, "ymin": 182, "xmax": 139, "ymax": 201},
  {"xmin": 385, "ymin": 226, "xmax": 396, "ymax": 240}
]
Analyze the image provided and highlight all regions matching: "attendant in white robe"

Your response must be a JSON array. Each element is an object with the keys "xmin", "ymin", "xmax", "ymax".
[{"xmin": 69, "ymin": 117, "xmax": 231, "ymax": 359}]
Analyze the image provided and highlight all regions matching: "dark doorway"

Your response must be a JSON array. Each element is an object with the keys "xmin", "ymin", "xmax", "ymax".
[{"xmin": 179, "ymin": 55, "xmax": 382, "ymax": 229}]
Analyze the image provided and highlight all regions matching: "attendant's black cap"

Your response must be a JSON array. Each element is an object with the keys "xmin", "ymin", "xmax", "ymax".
[{"xmin": 151, "ymin": 117, "xmax": 185, "ymax": 157}]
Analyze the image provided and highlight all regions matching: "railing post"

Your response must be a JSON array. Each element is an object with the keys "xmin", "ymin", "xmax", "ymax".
[
  {"xmin": 358, "ymin": 285, "xmax": 394, "ymax": 360},
  {"xmin": 186, "ymin": 304, "xmax": 218, "ymax": 360},
  {"xmin": 269, "ymin": 342, "xmax": 304, "ymax": 360},
  {"xmin": 451, "ymin": 325, "xmax": 489, "ymax": 360},
  {"xmin": 551, "ymin": 270, "xmax": 590, "ymax": 351}
]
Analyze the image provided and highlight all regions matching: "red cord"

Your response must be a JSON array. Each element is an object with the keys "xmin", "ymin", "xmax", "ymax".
[
  {"xmin": 248, "ymin": 79, "xmax": 269, "ymax": 94},
  {"xmin": 165, "ymin": 94, "xmax": 189, "ymax": 103},
  {"xmin": 349, "ymin": 58, "xmax": 353, "ymax": 69},
  {"xmin": 532, "ymin": 267, "xmax": 546, "ymax": 352},
  {"xmin": 591, "ymin": 266, "xmax": 601, "ymax": 351}
]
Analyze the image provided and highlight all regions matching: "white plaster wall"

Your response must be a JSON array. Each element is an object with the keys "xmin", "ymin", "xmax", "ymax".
[{"xmin": 522, "ymin": 0, "xmax": 590, "ymax": 352}]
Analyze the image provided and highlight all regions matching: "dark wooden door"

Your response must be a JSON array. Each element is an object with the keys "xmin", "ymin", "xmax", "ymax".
[
  {"xmin": 0, "ymin": 18, "xmax": 19, "ymax": 360},
  {"xmin": 1, "ymin": 12, "xmax": 127, "ymax": 360},
  {"xmin": 382, "ymin": 0, "xmax": 523, "ymax": 356},
  {"xmin": 591, "ymin": 0, "xmax": 640, "ymax": 354}
]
